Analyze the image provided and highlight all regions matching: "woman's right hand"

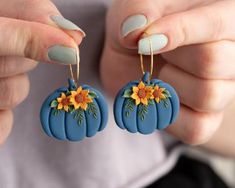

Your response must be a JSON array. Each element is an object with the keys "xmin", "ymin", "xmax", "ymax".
[{"xmin": 0, "ymin": 0, "xmax": 85, "ymax": 145}]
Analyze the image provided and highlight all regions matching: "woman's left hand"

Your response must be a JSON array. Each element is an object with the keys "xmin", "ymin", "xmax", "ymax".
[{"xmin": 101, "ymin": 0, "xmax": 235, "ymax": 147}]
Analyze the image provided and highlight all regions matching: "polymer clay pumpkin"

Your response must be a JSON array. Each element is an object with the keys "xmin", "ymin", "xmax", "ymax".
[
  {"xmin": 114, "ymin": 72, "xmax": 180, "ymax": 134},
  {"xmin": 40, "ymin": 79, "xmax": 108, "ymax": 141}
]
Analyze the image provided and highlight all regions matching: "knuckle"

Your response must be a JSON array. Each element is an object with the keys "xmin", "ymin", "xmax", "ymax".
[
  {"xmin": 0, "ymin": 58, "xmax": 38, "ymax": 77},
  {"xmin": 24, "ymin": 27, "xmax": 39, "ymax": 60},
  {"xmin": 0, "ymin": 75, "xmax": 29, "ymax": 108},
  {"xmin": 193, "ymin": 80, "xmax": 221, "ymax": 112},
  {"xmin": 197, "ymin": 46, "xmax": 221, "ymax": 78},
  {"xmin": 0, "ymin": 57, "xmax": 13, "ymax": 76},
  {"xmin": 173, "ymin": 15, "xmax": 188, "ymax": 48},
  {"xmin": 183, "ymin": 114, "xmax": 217, "ymax": 145},
  {"xmin": 209, "ymin": 10, "xmax": 224, "ymax": 40}
]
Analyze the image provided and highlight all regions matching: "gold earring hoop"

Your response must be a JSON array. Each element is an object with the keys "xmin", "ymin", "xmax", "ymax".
[
  {"xmin": 139, "ymin": 33, "xmax": 154, "ymax": 80},
  {"xmin": 69, "ymin": 46, "xmax": 80, "ymax": 86}
]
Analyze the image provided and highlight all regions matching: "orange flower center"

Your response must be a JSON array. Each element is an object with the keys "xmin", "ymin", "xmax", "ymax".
[
  {"xmin": 75, "ymin": 94, "xmax": 84, "ymax": 103},
  {"xmin": 138, "ymin": 89, "xmax": 146, "ymax": 98},
  {"xmin": 61, "ymin": 98, "xmax": 70, "ymax": 105},
  {"xmin": 153, "ymin": 90, "xmax": 161, "ymax": 98}
]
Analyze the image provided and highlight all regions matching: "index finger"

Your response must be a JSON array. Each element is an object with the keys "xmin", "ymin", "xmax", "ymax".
[
  {"xmin": 139, "ymin": 1, "xmax": 235, "ymax": 55},
  {"xmin": 0, "ymin": 0, "xmax": 85, "ymax": 44}
]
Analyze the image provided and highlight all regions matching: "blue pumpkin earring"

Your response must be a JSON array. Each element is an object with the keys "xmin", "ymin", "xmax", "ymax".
[
  {"xmin": 113, "ymin": 36, "xmax": 180, "ymax": 134},
  {"xmin": 40, "ymin": 47, "xmax": 108, "ymax": 141}
]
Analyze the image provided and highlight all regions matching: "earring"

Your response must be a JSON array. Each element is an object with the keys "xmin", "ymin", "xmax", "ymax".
[
  {"xmin": 113, "ymin": 36, "xmax": 180, "ymax": 134},
  {"xmin": 40, "ymin": 47, "xmax": 108, "ymax": 141}
]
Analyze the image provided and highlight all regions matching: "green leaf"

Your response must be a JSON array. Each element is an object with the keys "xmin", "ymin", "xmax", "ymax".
[
  {"xmin": 125, "ymin": 111, "xmax": 130, "ymax": 117},
  {"xmin": 73, "ymin": 108, "xmax": 84, "ymax": 125},
  {"xmin": 50, "ymin": 100, "xmax": 58, "ymax": 108},
  {"xmin": 148, "ymin": 99, "xmax": 155, "ymax": 105},
  {"xmin": 123, "ymin": 89, "xmax": 132, "ymax": 98},
  {"xmin": 52, "ymin": 108, "xmax": 60, "ymax": 116},
  {"xmin": 138, "ymin": 104, "xmax": 148, "ymax": 121},
  {"xmin": 89, "ymin": 91, "xmax": 98, "ymax": 99},
  {"xmin": 163, "ymin": 90, "xmax": 171, "ymax": 98},
  {"xmin": 124, "ymin": 98, "xmax": 135, "ymax": 117},
  {"xmin": 87, "ymin": 102, "xmax": 98, "ymax": 119},
  {"xmin": 163, "ymin": 100, "xmax": 169, "ymax": 108},
  {"xmin": 68, "ymin": 106, "xmax": 75, "ymax": 113}
]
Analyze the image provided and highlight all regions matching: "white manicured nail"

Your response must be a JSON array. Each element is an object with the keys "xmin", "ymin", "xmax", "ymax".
[
  {"xmin": 51, "ymin": 15, "xmax": 86, "ymax": 37},
  {"xmin": 138, "ymin": 34, "xmax": 168, "ymax": 55},
  {"xmin": 121, "ymin": 14, "xmax": 147, "ymax": 37}
]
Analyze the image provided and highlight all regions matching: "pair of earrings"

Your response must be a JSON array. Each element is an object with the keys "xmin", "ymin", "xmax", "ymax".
[{"xmin": 40, "ymin": 38, "xmax": 180, "ymax": 141}]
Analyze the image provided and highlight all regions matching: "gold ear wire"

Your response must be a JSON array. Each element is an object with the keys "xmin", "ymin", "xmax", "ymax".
[
  {"xmin": 139, "ymin": 32, "xmax": 154, "ymax": 80},
  {"xmin": 69, "ymin": 46, "xmax": 80, "ymax": 86}
]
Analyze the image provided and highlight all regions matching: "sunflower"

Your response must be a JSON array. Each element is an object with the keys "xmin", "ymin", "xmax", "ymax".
[
  {"xmin": 70, "ymin": 87, "xmax": 93, "ymax": 110},
  {"xmin": 131, "ymin": 81, "xmax": 153, "ymax": 105},
  {"xmin": 152, "ymin": 85, "xmax": 167, "ymax": 103},
  {"xmin": 56, "ymin": 93, "xmax": 71, "ymax": 112}
]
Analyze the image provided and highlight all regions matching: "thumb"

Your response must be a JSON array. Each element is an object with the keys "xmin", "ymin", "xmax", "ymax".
[
  {"xmin": 0, "ymin": 17, "xmax": 79, "ymax": 65},
  {"xmin": 112, "ymin": 0, "xmax": 215, "ymax": 50},
  {"xmin": 0, "ymin": 0, "xmax": 85, "ymax": 44}
]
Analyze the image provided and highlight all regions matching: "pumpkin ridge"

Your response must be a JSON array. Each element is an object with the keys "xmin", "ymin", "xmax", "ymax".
[
  {"xmin": 158, "ymin": 82, "xmax": 176, "ymax": 125},
  {"xmin": 114, "ymin": 82, "xmax": 138, "ymax": 130},
  {"xmin": 92, "ymin": 97, "xmax": 102, "ymax": 132},
  {"xmin": 83, "ymin": 108, "xmax": 88, "ymax": 138},
  {"xmin": 90, "ymin": 88, "xmax": 107, "ymax": 132},
  {"xmin": 122, "ymin": 98, "xmax": 138, "ymax": 133},
  {"xmin": 155, "ymin": 101, "xmax": 159, "ymax": 130},
  {"xmin": 136, "ymin": 104, "xmax": 140, "ymax": 132},
  {"xmin": 47, "ymin": 91, "xmax": 64, "ymax": 139},
  {"xmin": 168, "ymin": 97, "xmax": 174, "ymax": 124},
  {"xmin": 49, "ymin": 91, "xmax": 67, "ymax": 140},
  {"xmin": 64, "ymin": 112, "xmax": 68, "ymax": 140},
  {"xmin": 47, "ymin": 108, "xmax": 53, "ymax": 137},
  {"xmin": 113, "ymin": 94, "xmax": 125, "ymax": 129},
  {"xmin": 40, "ymin": 99, "xmax": 53, "ymax": 137}
]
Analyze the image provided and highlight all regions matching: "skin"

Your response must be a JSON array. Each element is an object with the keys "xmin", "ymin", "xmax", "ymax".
[
  {"xmin": 0, "ymin": 0, "xmax": 83, "ymax": 145},
  {"xmin": 1, "ymin": 0, "xmax": 234, "ymax": 159},
  {"xmin": 101, "ymin": 0, "xmax": 235, "ymax": 157}
]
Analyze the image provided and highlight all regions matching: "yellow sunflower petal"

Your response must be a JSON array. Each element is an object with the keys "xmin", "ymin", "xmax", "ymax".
[
  {"xmin": 160, "ymin": 94, "xmax": 166, "ymax": 99},
  {"xmin": 132, "ymin": 86, "xmax": 139, "ymax": 93},
  {"xmin": 159, "ymin": 88, "xmax": 165, "ymax": 92},
  {"xmin": 86, "ymin": 97, "xmax": 93, "ymax": 103},
  {"xmin": 71, "ymin": 91, "xmax": 77, "ymax": 96},
  {"xmin": 74, "ymin": 103, "xmax": 80, "ymax": 110},
  {"xmin": 76, "ymin": 87, "xmax": 82, "ymax": 94},
  {"xmin": 138, "ymin": 81, "xmax": 145, "ymax": 89},
  {"xmin": 64, "ymin": 105, "xmax": 69, "ymax": 112},
  {"xmin": 81, "ymin": 103, "xmax": 88, "ymax": 110},
  {"xmin": 70, "ymin": 97, "xmax": 75, "ymax": 103},
  {"xmin": 57, "ymin": 103, "xmax": 63, "ymax": 110},
  {"xmin": 146, "ymin": 86, "xmax": 154, "ymax": 92},
  {"xmin": 141, "ymin": 98, "xmax": 148, "ymax": 105},
  {"xmin": 81, "ymin": 90, "xmax": 89, "ymax": 96},
  {"xmin": 131, "ymin": 93, "xmax": 139, "ymax": 100},
  {"xmin": 154, "ymin": 86, "xmax": 159, "ymax": 90},
  {"xmin": 147, "ymin": 93, "xmax": 154, "ymax": 99},
  {"xmin": 155, "ymin": 98, "xmax": 160, "ymax": 103},
  {"xmin": 57, "ymin": 97, "xmax": 62, "ymax": 102},
  {"xmin": 61, "ymin": 93, "xmax": 66, "ymax": 98},
  {"xmin": 135, "ymin": 98, "xmax": 141, "ymax": 105}
]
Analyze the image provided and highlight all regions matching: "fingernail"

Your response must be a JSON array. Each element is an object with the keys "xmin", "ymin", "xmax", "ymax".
[
  {"xmin": 48, "ymin": 45, "xmax": 77, "ymax": 65},
  {"xmin": 121, "ymin": 14, "xmax": 147, "ymax": 37},
  {"xmin": 138, "ymin": 34, "xmax": 168, "ymax": 55},
  {"xmin": 51, "ymin": 15, "xmax": 86, "ymax": 37}
]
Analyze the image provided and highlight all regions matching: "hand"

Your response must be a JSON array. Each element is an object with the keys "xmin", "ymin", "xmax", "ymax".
[
  {"xmin": 101, "ymin": 0, "xmax": 235, "ymax": 145},
  {"xmin": 0, "ymin": 0, "xmax": 85, "ymax": 145}
]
